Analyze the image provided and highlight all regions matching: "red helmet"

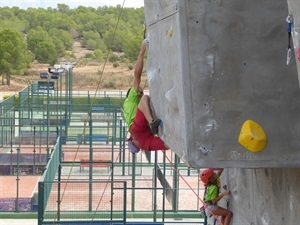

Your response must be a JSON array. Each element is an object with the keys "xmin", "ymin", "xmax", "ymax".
[{"xmin": 200, "ymin": 169, "xmax": 214, "ymax": 184}]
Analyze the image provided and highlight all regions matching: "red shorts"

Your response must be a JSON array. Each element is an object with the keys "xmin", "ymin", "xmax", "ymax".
[{"xmin": 130, "ymin": 108, "xmax": 168, "ymax": 151}]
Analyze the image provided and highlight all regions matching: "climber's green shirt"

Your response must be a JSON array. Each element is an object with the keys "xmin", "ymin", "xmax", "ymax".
[
  {"xmin": 123, "ymin": 88, "xmax": 140, "ymax": 129},
  {"xmin": 204, "ymin": 184, "xmax": 219, "ymax": 202}
]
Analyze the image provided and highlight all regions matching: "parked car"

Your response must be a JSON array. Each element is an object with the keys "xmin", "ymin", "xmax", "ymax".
[
  {"xmin": 51, "ymin": 72, "xmax": 60, "ymax": 79},
  {"xmin": 39, "ymin": 71, "xmax": 49, "ymax": 79}
]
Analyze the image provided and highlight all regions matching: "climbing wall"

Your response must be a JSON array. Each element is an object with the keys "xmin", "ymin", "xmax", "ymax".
[
  {"xmin": 287, "ymin": 0, "xmax": 300, "ymax": 86},
  {"xmin": 144, "ymin": 0, "xmax": 300, "ymax": 169},
  {"xmin": 220, "ymin": 168, "xmax": 300, "ymax": 225}
]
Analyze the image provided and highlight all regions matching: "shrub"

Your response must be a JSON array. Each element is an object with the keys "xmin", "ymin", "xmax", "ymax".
[
  {"xmin": 103, "ymin": 80, "xmax": 116, "ymax": 88},
  {"xmin": 85, "ymin": 53, "xmax": 93, "ymax": 58},
  {"xmin": 128, "ymin": 64, "xmax": 133, "ymax": 70},
  {"xmin": 109, "ymin": 54, "xmax": 119, "ymax": 63}
]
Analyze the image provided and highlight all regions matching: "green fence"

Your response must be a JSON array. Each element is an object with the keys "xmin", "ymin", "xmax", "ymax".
[
  {"xmin": 39, "ymin": 180, "xmax": 127, "ymax": 225},
  {"xmin": 0, "ymin": 95, "xmax": 15, "ymax": 147},
  {"xmin": 0, "ymin": 90, "xmax": 125, "ymax": 149},
  {"xmin": 37, "ymin": 142, "xmax": 204, "ymax": 224},
  {"xmin": 0, "ymin": 82, "xmax": 206, "ymax": 224},
  {"xmin": 38, "ymin": 137, "xmax": 61, "ymax": 212}
]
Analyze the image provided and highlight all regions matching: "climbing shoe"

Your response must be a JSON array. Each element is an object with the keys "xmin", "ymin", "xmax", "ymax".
[{"xmin": 150, "ymin": 119, "xmax": 161, "ymax": 135}]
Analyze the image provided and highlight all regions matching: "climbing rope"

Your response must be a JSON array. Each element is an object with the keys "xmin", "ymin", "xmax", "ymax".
[
  {"xmin": 90, "ymin": 153, "xmax": 121, "ymax": 222},
  {"xmin": 52, "ymin": 1, "xmax": 127, "ymax": 224},
  {"xmin": 161, "ymin": 150, "xmax": 224, "ymax": 225},
  {"xmin": 51, "ymin": 2, "xmax": 223, "ymax": 224}
]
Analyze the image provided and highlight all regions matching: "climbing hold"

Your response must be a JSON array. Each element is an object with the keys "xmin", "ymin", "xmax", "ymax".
[
  {"xmin": 238, "ymin": 120, "xmax": 267, "ymax": 153},
  {"xmin": 198, "ymin": 146, "xmax": 209, "ymax": 155},
  {"xmin": 168, "ymin": 28, "xmax": 173, "ymax": 38}
]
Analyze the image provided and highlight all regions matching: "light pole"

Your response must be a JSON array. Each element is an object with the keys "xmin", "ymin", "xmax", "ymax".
[
  {"xmin": 16, "ymin": 147, "xmax": 20, "ymax": 212},
  {"xmin": 10, "ymin": 126, "xmax": 13, "ymax": 175}
]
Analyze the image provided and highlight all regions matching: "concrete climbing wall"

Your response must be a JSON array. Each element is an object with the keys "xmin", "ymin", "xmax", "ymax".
[
  {"xmin": 287, "ymin": 0, "xmax": 300, "ymax": 86},
  {"xmin": 144, "ymin": 1, "xmax": 300, "ymax": 224},
  {"xmin": 218, "ymin": 168, "xmax": 300, "ymax": 225},
  {"xmin": 144, "ymin": 0, "xmax": 300, "ymax": 169}
]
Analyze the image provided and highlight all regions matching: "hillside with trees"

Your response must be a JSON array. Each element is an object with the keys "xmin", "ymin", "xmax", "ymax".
[{"xmin": 0, "ymin": 4, "xmax": 145, "ymax": 88}]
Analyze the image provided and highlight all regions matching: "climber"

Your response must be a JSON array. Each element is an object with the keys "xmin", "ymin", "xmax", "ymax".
[
  {"xmin": 286, "ymin": 14, "xmax": 293, "ymax": 65},
  {"xmin": 123, "ymin": 39, "xmax": 169, "ymax": 153},
  {"xmin": 200, "ymin": 168, "xmax": 233, "ymax": 225}
]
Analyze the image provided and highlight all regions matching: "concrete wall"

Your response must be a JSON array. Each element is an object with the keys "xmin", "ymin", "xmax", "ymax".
[
  {"xmin": 144, "ymin": 1, "xmax": 300, "ymax": 224},
  {"xmin": 217, "ymin": 168, "xmax": 300, "ymax": 225},
  {"xmin": 144, "ymin": 0, "xmax": 300, "ymax": 169},
  {"xmin": 287, "ymin": 0, "xmax": 300, "ymax": 86}
]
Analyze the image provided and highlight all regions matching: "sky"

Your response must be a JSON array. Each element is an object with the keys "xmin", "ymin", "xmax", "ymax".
[{"xmin": 0, "ymin": 0, "xmax": 144, "ymax": 9}]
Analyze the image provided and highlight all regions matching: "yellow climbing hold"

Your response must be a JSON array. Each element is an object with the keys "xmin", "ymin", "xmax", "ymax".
[
  {"xmin": 168, "ymin": 28, "xmax": 173, "ymax": 38},
  {"xmin": 238, "ymin": 120, "xmax": 267, "ymax": 153}
]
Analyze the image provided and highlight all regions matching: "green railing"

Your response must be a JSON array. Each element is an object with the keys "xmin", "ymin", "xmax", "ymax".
[
  {"xmin": 38, "ymin": 180, "xmax": 127, "ymax": 225},
  {"xmin": 0, "ymin": 95, "xmax": 15, "ymax": 147},
  {"xmin": 1, "ymin": 82, "xmax": 206, "ymax": 225},
  {"xmin": 38, "ymin": 137, "xmax": 61, "ymax": 219}
]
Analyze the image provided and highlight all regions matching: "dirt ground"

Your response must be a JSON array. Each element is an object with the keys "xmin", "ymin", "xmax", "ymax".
[{"xmin": 0, "ymin": 41, "xmax": 148, "ymax": 92}]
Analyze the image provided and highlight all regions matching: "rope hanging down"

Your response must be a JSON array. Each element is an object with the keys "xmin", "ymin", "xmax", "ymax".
[
  {"xmin": 53, "ymin": 1, "xmax": 127, "ymax": 224},
  {"xmin": 161, "ymin": 150, "xmax": 225, "ymax": 225}
]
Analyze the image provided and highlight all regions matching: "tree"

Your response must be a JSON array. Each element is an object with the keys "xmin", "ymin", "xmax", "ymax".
[
  {"xmin": 86, "ymin": 39, "xmax": 97, "ymax": 50},
  {"xmin": 94, "ymin": 49, "xmax": 104, "ymax": 61},
  {"xmin": 81, "ymin": 30, "xmax": 100, "ymax": 48},
  {"xmin": 0, "ymin": 7, "xmax": 27, "ymax": 32},
  {"xmin": 27, "ymin": 27, "xmax": 62, "ymax": 63},
  {"xmin": 0, "ymin": 28, "xmax": 32, "ymax": 85},
  {"xmin": 57, "ymin": 4, "xmax": 70, "ymax": 12},
  {"xmin": 27, "ymin": 27, "xmax": 50, "ymax": 52},
  {"xmin": 122, "ymin": 32, "xmax": 143, "ymax": 61},
  {"xmin": 48, "ymin": 28, "xmax": 73, "ymax": 50},
  {"xmin": 51, "ymin": 36, "xmax": 66, "ymax": 57},
  {"xmin": 34, "ymin": 41, "xmax": 58, "ymax": 64},
  {"xmin": 1, "ymin": 5, "xmax": 146, "ymax": 68}
]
